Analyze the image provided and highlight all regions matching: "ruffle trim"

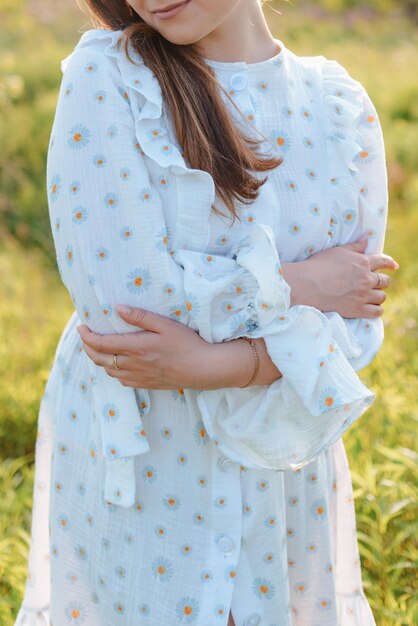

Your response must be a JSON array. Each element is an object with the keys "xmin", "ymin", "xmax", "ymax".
[
  {"xmin": 321, "ymin": 58, "xmax": 385, "ymax": 370},
  {"xmin": 14, "ymin": 606, "xmax": 50, "ymax": 626},
  {"xmin": 337, "ymin": 591, "xmax": 377, "ymax": 625},
  {"xmin": 74, "ymin": 28, "xmax": 215, "ymax": 253},
  {"xmin": 322, "ymin": 58, "xmax": 365, "ymax": 248}
]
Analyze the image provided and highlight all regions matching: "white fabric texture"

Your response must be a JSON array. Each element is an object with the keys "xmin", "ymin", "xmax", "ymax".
[{"xmin": 14, "ymin": 28, "xmax": 387, "ymax": 625}]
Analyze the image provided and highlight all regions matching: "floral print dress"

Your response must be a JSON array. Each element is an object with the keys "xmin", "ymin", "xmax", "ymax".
[{"xmin": 15, "ymin": 27, "xmax": 388, "ymax": 626}]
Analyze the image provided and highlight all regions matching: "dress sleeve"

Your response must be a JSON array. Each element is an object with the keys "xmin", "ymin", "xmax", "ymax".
[
  {"xmin": 46, "ymin": 41, "xmax": 186, "ymax": 506},
  {"xmin": 320, "ymin": 59, "xmax": 389, "ymax": 372},
  {"xmin": 178, "ymin": 222, "xmax": 376, "ymax": 472}
]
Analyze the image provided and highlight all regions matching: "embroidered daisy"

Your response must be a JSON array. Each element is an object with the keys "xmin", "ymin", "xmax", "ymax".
[
  {"xmin": 102, "ymin": 403, "xmax": 119, "ymax": 422},
  {"xmin": 177, "ymin": 452, "xmax": 188, "ymax": 466},
  {"xmin": 126, "ymin": 267, "xmax": 152, "ymax": 294},
  {"xmin": 159, "ymin": 173, "xmax": 170, "ymax": 189},
  {"xmin": 193, "ymin": 419, "xmax": 209, "ymax": 445},
  {"xmin": 160, "ymin": 427, "xmax": 172, "ymax": 440},
  {"xmin": 113, "ymin": 602, "xmax": 125, "ymax": 615},
  {"xmin": 49, "ymin": 174, "xmax": 61, "ymax": 202},
  {"xmin": 252, "ymin": 577, "xmax": 275, "ymax": 599},
  {"xmin": 200, "ymin": 569, "xmax": 213, "ymax": 583},
  {"xmin": 316, "ymin": 597, "xmax": 333, "ymax": 611},
  {"xmin": 154, "ymin": 524, "xmax": 167, "ymax": 539},
  {"xmin": 139, "ymin": 186, "xmax": 152, "ymax": 202},
  {"xmin": 105, "ymin": 444, "xmax": 120, "ymax": 459},
  {"xmin": 263, "ymin": 551, "xmax": 275, "ymax": 564},
  {"xmin": 214, "ymin": 604, "xmax": 227, "ymax": 619},
  {"xmin": 142, "ymin": 465, "xmax": 157, "ymax": 482},
  {"xmin": 193, "ymin": 512, "xmax": 205, "ymax": 524},
  {"xmin": 293, "ymin": 581, "xmax": 308, "ymax": 594},
  {"xmin": 256, "ymin": 479, "xmax": 269, "ymax": 492},
  {"xmin": 65, "ymin": 244, "xmax": 74, "ymax": 266},
  {"xmin": 305, "ymin": 168, "xmax": 317, "ymax": 181},
  {"xmin": 95, "ymin": 89, "xmax": 106, "ymax": 103},
  {"xmin": 300, "ymin": 106, "xmax": 313, "ymax": 121},
  {"xmin": 72, "ymin": 206, "xmax": 88, "ymax": 224},
  {"xmin": 57, "ymin": 513, "xmax": 69, "ymax": 531},
  {"xmin": 160, "ymin": 142, "xmax": 173, "ymax": 156},
  {"xmin": 65, "ymin": 601, "xmax": 87, "ymax": 623},
  {"xmin": 288, "ymin": 221, "xmax": 302, "ymax": 235},
  {"xmin": 196, "ymin": 475, "xmax": 207, "ymax": 487},
  {"xmin": 68, "ymin": 123, "xmax": 90, "ymax": 149},
  {"xmin": 92, "ymin": 154, "xmax": 106, "ymax": 168},
  {"xmin": 319, "ymin": 387, "xmax": 343, "ymax": 412},
  {"xmin": 134, "ymin": 425, "xmax": 147, "ymax": 443},
  {"xmin": 175, "ymin": 596, "xmax": 200, "ymax": 623},
  {"xmin": 270, "ymin": 129, "xmax": 291, "ymax": 152},
  {"xmin": 147, "ymin": 127, "xmax": 166, "ymax": 141},
  {"xmin": 95, "ymin": 247, "xmax": 109, "ymax": 261},
  {"xmin": 84, "ymin": 61, "xmax": 98, "ymax": 73},
  {"xmin": 152, "ymin": 556, "xmax": 174, "ymax": 582},
  {"xmin": 119, "ymin": 226, "xmax": 133, "ymax": 240},
  {"xmin": 285, "ymin": 179, "xmax": 298, "ymax": 192},
  {"xmin": 180, "ymin": 543, "xmax": 192, "ymax": 557},
  {"xmin": 74, "ymin": 544, "xmax": 88, "ymax": 561},
  {"xmin": 310, "ymin": 498, "xmax": 328, "ymax": 520},
  {"xmin": 242, "ymin": 502, "xmax": 252, "ymax": 516},
  {"xmin": 264, "ymin": 515, "xmax": 277, "ymax": 529},
  {"xmin": 342, "ymin": 209, "xmax": 357, "ymax": 225},
  {"xmin": 103, "ymin": 192, "xmax": 119, "ymax": 208},
  {"xmin": 163, "ymin": 282, "xmax": 176, "ymax": 297}
]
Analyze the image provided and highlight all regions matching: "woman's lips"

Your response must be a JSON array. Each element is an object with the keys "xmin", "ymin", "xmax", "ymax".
[{"xmin": 152, "ymin": 0, "xmax": 191, "ymax": 19}]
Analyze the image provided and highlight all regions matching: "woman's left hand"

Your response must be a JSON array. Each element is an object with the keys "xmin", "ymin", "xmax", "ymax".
[{"xmin": 76, "ymin": 304, "xmax": 213, "ymax": 390}]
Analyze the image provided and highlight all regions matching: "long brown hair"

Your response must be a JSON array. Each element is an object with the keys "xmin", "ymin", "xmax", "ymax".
[{"xmin": 79, "ymin": 0, "xmax": 284, "ymax": 223}]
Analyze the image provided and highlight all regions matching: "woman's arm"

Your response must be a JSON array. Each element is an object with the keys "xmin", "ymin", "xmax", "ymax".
[{"xmin": 281, "ymin": 240, "xmax": 398, "ymax": 315}]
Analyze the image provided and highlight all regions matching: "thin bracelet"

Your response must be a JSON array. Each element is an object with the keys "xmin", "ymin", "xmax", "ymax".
[{"xmin": 239, "ymin": 337, "xmax": 260, "ymax": 388}]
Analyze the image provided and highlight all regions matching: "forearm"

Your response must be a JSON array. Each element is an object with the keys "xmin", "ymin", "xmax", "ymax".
[{"xmin": 202, "ymin": 337, "xmax": 282, "ymax": 390}]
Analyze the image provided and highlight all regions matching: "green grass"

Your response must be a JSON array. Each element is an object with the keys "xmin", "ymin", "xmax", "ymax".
[{"xmin": 0, "ymin": 3, "xmax": 417, "ymax": 625}]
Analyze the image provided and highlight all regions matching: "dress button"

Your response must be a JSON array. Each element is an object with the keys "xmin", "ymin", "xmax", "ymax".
[
  {"xmin": 218, "ymin": 535, "xmax": 234, "ymax": 555},
  {"xmin": 229, "ymin": 72, "xmax": 248, "ymax": 91},
  {"xmin": 217, "ymin": 455, "xmax": 235, "ymax": 472},
  {"xmin": 243, "ymin": 614, "xmax": 261, "ymax": 626}
]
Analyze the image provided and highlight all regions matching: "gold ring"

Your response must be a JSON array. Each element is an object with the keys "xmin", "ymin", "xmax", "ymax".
[{"xmin": 113, "ymin": 354, "xmax": 121, "ymax": 370}]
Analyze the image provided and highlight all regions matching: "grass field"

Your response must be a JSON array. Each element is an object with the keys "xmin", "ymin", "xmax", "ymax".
[{"xmin": 0, "ymin": 1, "xmax": 417, "ymax": 624}]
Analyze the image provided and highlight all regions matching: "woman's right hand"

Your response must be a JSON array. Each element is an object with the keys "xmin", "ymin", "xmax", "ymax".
[{"xmin": 282, "ymin": 235, "xmax": 400, "ymax": 319}]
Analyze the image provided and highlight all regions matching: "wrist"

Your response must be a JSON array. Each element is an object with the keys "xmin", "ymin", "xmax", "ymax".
[
  {"xmin": 281, "ymin": 260, "xmax": 320, "ymax": 308},
  {"xmin": 198, "ymin": 339, "xmax": 255, "ymax": 390}
]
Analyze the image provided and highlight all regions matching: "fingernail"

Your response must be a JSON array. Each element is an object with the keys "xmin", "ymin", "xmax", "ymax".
[
  {"xmin": 115, "ymin": 304, "xmax": 132, "ymax": 316},
  {"xmin": 76, "ymin": 325, "xmax": 81, "ymax": 332},
  {"xmin": 358, "ymin": 234, "xmax": 368, "ymax": 241}
]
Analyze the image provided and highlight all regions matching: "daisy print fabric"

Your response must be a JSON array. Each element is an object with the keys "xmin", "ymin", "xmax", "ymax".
[{"xmin": 14, "ymin": 28, "xmax": 388, "ymax": 626}]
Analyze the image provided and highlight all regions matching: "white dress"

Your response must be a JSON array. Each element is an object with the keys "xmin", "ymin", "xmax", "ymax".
[{"xmin": 15, "ymin": 28, "xmax": 388, "ymax": 626}]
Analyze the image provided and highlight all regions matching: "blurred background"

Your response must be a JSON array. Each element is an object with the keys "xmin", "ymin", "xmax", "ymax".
[{"xmin": 0, "ymin": 0, "xmax": 417, "ymax": 624}]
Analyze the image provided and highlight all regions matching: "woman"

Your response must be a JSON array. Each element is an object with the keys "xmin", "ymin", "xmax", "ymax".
[{"xmin": 15, "ymin": 0, "xmax": 399, "ymax": 625}]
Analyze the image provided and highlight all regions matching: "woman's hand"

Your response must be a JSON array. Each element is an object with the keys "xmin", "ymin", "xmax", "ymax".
[
  {"xmin": 282, "ymin": 235, "xmax": 400, "ymax": 318},
  {"xmin": 77, "ymin": 305, "xmax": 216, "ymax": 390},
  {"xmin": 77, "ymin": 305, "xmax": 282, "ymax": 390}
]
